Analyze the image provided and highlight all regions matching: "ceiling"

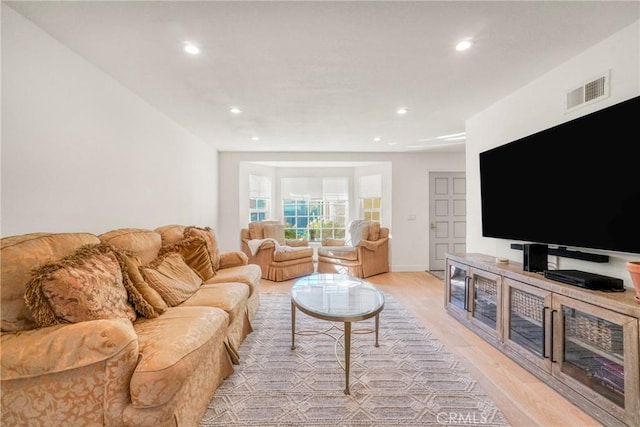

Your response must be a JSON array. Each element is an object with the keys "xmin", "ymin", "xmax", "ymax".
[{"xmin": 6, "ymin": 1, "xmax": 639, "ymax": 153}]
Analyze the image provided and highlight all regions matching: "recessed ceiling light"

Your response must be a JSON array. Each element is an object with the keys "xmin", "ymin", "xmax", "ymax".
[
  {"xmin": 373, "ymin": 137, "xmax": 382, "ymax": 142},
  {"xmin": 396, "ymin": 108, "xmax": 408, "ymax": 115},
  {"xmin": 230, "ymin": 107, "xmax": 242, "ymax": 114},
  {"xmin": 455, "ymin": 39, "xmax": 473, "ymax": 51},
  {"xmin": 184, "ymin": 42, "xmax": 200, "ymax": 55},
  {"xmin": 251, "ymin": 137, "xmax": 260, "ymax": 141}
]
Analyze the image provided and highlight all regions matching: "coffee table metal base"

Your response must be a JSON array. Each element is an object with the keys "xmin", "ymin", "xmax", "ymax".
[{"xmin": 291, "ymin": 302, "xmax": 380, "ymax": 395}]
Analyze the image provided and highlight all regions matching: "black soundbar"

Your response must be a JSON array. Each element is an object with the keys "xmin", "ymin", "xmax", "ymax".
[
  {"xmin": 543, "ymin": 269, "xmax": 624, "ymax": 292},
  {"xmin": 510, "ymin": 243, "xmax": 609, "ymax": 263}
]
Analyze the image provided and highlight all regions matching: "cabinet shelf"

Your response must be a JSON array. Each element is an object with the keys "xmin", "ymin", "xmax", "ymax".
[
  {"xmin": 566, "ymin": 336, "xmax": 624, "ymax": 365},
  {"xmin": 511, "ymin": 310, "xmax": 541, "ymax": 326},
  {"xmin": 563, "ymin": 350, "xmax": 625, "ymax": 407}
]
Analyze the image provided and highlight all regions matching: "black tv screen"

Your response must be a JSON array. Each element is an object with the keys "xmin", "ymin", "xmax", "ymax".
[{"xmin": 479, "ymin": 95, "xmax": 640, "ymax": 255}]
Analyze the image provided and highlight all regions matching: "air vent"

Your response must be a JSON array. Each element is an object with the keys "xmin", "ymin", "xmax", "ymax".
[
  {"xmin": 584, "ymin": 76, "xmax": 606, "ymax": 101},
  {"xmin": 566, "ymin": 71, "xmax": 610, "ymax": 112}
]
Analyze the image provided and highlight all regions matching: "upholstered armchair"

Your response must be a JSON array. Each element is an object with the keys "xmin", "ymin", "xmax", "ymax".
[
  {"xmin": 317, "ymin": 220, "xmax": 390, "ymax": 278},
  {"xmin": 240, "ymin": 221, "xmax": 315, "ymax": 282}
]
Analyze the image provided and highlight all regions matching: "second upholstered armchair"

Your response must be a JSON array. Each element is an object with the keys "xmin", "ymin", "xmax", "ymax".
[
  {"xmin": 317, "ymin": 220, "xmax": 390, "ymax": 278},
  {"xmin": 240, "ymin": 221, "xmax": 315, "ymax": 282}
]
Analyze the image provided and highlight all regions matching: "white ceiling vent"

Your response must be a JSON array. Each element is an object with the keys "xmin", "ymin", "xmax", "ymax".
[{"xmin": 566, "ymin": 71, "xmax": 610, "ymax": 112}]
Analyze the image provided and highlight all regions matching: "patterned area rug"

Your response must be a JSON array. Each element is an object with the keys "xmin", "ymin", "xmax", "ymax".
[{"xmin": 200, "ymin": 292, "xmax": 510, "ymax": 427}]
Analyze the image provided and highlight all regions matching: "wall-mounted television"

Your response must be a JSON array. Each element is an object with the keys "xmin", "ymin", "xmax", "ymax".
[{"xmin": 479, "ymin": 95, "xmax": 640, "ymax": 255}]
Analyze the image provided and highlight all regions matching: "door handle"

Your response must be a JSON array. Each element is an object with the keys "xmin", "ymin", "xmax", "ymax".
[
  {"xmin": 550, "ymin": 309, "xmax": 558, "ymax": 363},
  {"xmin": 464, "ymin": 276, "xmax": 470, "ymax": 312},
  {"xmin": 542, "ymin": 307, "xmax": 549, "ymax": 358}
]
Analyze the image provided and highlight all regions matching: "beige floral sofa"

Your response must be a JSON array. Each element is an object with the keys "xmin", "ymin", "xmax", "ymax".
[{"xmin": 0, "ymin": 224, "xmax": 261, "ymax": 427}]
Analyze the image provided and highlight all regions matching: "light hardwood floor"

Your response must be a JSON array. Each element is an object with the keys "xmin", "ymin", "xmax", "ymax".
[{"xmin": 259, "ymin": 271, "xmax": 604, "ymax": 427}]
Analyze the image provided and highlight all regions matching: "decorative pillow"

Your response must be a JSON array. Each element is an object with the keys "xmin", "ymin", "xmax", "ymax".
[
  {"xmin": 160, "ymin": 237, "xmax": 214, "ymax": 280},
  {"xmin": 248, "ymin": 220, "xmax": 279, "ymax": 240},
  {"xmin": 263, "ymin": 224, "xmax": 286, "ymax": 245},
  {"xmin": 121, "ymin": 253, "xmax": 168, "ymax": 317},
  {"xmin": 184, "ymin": 226, "xmax": 221, "ymax": 273},
  {"xmin": 24, "ymin": 244, "xmax": 137, "ymax": 327},
  {"xmin": 140, "ymin": 252, "xmax": 203, "ymax": 306},
  {"xmin": 154, "ymin": 224, "xmax": 186, "ymax": 244},
  {"xmin": 248, "ymin": 222, "xmax": 263, "ymax": 240}
]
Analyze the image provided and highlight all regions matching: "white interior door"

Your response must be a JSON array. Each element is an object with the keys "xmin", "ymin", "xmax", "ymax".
[{"xmin": 429, "ymin": 172, "xmax": 466, "ymax": 271}]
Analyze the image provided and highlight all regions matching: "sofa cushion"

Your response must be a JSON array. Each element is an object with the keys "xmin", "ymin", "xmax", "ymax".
[
  {"xmin": 318, "ymin": 246, "xmax": 359, "ymax": 261},
  {"xmin": 99, "ymin": 228, "xmax": 161, "ymax": 265},
  {"xmin": 24, "ymin": 243, "xmax": 137, "ymax": 327},
  {"xmin": 179, "ymin": 282, "xmax": 251, "ymax": 364},
  {"xmin": 248, "ymin": 220, "xmax": 279, "ymax": 240},
  {"xmin": 140, "ymin": 253, "xmax": 202, "ymax": 306},
  {"xmin": 263, "ymin": 223, "xmax": 286, "ymax": 245},
  {"xmin": 272, "ymin": 246, "xmax": 314, "ymax": 262},
  {"xmin": 322, "ymin": 238, "xmax": 345, "ymax": 246},
  {"xmin": 154, "ymin": 224, "xmax": 186, "ymax": 244},
  {"xmin": 131, "ymin": 306, "xmax": 229, "ymax": 408},
  {"xmin": 184, "ymin": 226, "xmax": 221, "ymax": 273},
  {"xmin": 204, "ymin": 264, "xmax": 261, "ymax": 297},
  {"xmin": 1, "ymin": 232, "xmax": 100, "ymax": 332},
  {"xmin": 368, "ymin": 222, "xmax": 381, "ymax": 241},
  {"xmin": 180, "ymin": 282, "xmax": 249, "ymax": 323}
]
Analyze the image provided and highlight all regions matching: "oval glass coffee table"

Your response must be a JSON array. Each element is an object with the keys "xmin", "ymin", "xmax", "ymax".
[{"xmin": 290, "ymin": 273, "xmax": 385, "ymax": 394}]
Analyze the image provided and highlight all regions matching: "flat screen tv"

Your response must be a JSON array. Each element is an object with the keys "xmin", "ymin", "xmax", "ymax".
[{"xmin": 479, "ymin": 95, "xmax": 640, "ymax": 255}]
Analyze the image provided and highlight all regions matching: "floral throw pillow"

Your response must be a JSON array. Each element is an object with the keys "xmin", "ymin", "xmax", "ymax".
[{"xmin": 25, "ymin": 244, "xmax": 137, "ymax": 327}]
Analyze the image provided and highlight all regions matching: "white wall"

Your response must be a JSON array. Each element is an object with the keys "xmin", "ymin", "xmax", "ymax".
[
  {"xmin": 1, "ymin": 5, "xmax": 218, "ymax": 237},
  {"xmin": 466, "ymin": 21, "xmax": 640, "ymax": 288},
  {"xmin": 219, "ymin": 151, "xmax": 465, "ymax": 271}
]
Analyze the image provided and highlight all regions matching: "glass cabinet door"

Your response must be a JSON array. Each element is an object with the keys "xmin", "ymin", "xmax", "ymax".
[
  {"xmin": 503, "ymin": 277, "xmax": 552, "ymax": 370},
  {"xmin": 552, "ymin": 295, "xmax": 640, "ymax": 427},
  {"xmin": 446, "ymin": 261, "xmax": 468, "ymax": 312},
  {"xmin": 470, "ymin": 269, "xmax": 502, "ymax": 338}
]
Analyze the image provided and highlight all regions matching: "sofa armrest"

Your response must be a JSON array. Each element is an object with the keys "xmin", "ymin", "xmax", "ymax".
[
  {"xmin": 322, "ymin": 238, "xmax": 345, "ymax": 246},
  {"xmin": 1, "ymin": 318, "xmax": 139, "ymax": 426},
  {"xmin": 357, "ymin": 237, "xmax": 389, "ymax": 251},
  {"xmin": 219, "ymin": 251, "xmax": 249, "ymax": 269},
  {"xmin": 242, "ymin": 239, "xmax": 276, "ymax": 253},
  {"xmin": 0, "ymin": 318, "xmax": 138, "ymax": 381},
  {"xmin": 285, "ymin": 238, "xmax": 308, "ymax": 247},
  {"xmin": 243, "ymin": 239, "xmax": 276, "ymax": 249}
]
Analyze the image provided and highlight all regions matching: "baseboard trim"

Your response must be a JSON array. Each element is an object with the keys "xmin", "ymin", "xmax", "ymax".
[{"xmin": 390, "ymin": 265, "xmax": 429, "ymax": 272}]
